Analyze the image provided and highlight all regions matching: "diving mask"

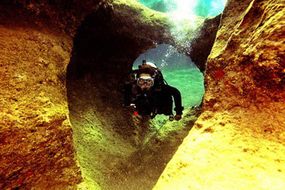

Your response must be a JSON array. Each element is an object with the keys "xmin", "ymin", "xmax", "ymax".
[{"xmin": 137, "ymin": 75, "xmax": 154, "ymax": 88}]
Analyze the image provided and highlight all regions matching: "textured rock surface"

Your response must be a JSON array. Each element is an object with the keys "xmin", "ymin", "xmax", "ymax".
[
  {"xmin": 188, "ymin": 15, "xmax": 221, "ymax": 71},
  {"xmin": 0, "ymin": 25, "xmax": 81, "ymax": 189},
  {"xmin": 66, "ymin": 1, "xmax": 173, "ymax": 189},
  {"xmin": 0, "ymin": 0, "xmax": 103, "ymax": 189},
  {"xmin": 154, "ymin": 0, "xmax": 285, "ymax": 189}
]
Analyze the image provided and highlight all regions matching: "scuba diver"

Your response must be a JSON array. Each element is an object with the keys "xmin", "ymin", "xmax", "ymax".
[{"xmin": 123, "ymin": 60, "xmax": 183, "ymax": 121}]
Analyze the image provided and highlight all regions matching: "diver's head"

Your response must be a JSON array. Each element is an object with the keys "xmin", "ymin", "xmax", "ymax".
[
  {"xmin": 139, "ymin": 60, "xmax": 157, "ymax": 69},
  {"xmin": 139, "ymin": 60, "xmax": 147, "ymax": 69},
  {"xmin": 137, "ymin": 73, "xmax": 154, "ymax": 91}
]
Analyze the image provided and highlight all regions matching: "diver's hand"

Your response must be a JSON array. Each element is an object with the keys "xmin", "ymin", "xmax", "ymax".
[{"xmin": 174, "ymin": 114, "xmax": 182, "ymax": 121}]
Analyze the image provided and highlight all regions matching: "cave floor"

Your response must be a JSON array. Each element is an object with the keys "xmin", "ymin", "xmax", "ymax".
[{"xmin": 67, "ymin": 76, "xmax": 198, "ymax": 190}]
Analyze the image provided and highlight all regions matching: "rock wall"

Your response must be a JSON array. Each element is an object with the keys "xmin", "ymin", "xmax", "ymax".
[
  {"xmin": 0, "ymin": 23, "xmax": 81, "ymax": 189},
  {"xmin": 188, "ymin": 15, "xmax": 221, "ymax": 72},
  {"xmin": 154, "ymin": 0, "xmax": 285, "ymax": 189},
  {"xmin": 66, "ymin": 1, "xmax": 173, "ymax": 188},
  {"xmin": 0, "ymin": 0, "xmax": 105, "ymax": 189}
]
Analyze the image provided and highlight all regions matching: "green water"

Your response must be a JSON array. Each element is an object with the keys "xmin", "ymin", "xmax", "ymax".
[
  {"xmin": 163, "ymin": 67, "xmax": 204, "ymax": 108},
  {"xmin": 139, "ymin": 0, "xmax": 227, "ymax": 17},
  {"xmin": 148, "ymin": 66, "xmax": 204, "ymax": 127},
  {"xmin": 139, "ymin": 0, "xmax": 176, "ymax": 12},
  {"xmin": 133, "ymin": 44, "xmax": 204, "ymax": 108},
  {"xmin": 132, "ymin": 66, "xmax": 204, "ymax": 108}
]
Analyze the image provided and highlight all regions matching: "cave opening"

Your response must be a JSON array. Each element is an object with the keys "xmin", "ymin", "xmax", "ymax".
[
  {"xmin": 133, "ymin": 43, "xmax": 205, "ymax": 108},
  {"xmin": 66, "ymin": 6, "xmax": 205, "ymax": 190},
  {"xmin": 132, "ymin": 43, "xmax": 205, "ymax": 129}
]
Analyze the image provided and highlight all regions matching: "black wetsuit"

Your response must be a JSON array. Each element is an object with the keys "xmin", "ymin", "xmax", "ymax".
[
  {"xmin": 123, "ymin": 69, "xmax": 183, "ymax": 117},
  {"xmin": 152, "ymin": 84, "xmax": 183, "ymax": 116}
]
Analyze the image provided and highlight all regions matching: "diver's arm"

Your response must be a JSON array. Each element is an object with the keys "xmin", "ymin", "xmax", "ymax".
[{"xmin": 166, "ymin": 85, "xmax": 184, "ymax": 115}]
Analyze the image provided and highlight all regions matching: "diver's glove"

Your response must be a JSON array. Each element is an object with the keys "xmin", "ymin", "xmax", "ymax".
[
  {"xmin": 174, "ymin": 106, "xmax": 183, "ymax": 121},
  {"xmin": 174, "ymin": 114, "xmax": 182, "ymax": 121}
]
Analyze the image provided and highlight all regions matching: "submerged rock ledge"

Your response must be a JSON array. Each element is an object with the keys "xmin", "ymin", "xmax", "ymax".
[{"xmin": 154, "ymin": 0, "xmax": 285, "ymax": 189}]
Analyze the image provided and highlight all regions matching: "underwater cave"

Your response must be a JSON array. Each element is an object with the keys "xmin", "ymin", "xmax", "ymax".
[
  {"xmin": 66, "ymin": 3, "xmax": 211, "ymax": 189},
  {"xmin": 2, "ymin": 0, "xmax": 284, "ymax": 189}
]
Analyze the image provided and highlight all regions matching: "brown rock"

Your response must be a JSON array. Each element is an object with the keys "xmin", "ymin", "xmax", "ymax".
[{"xmin": 154, "ymin": 0, "xmax": 285, "ymax": 189}]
